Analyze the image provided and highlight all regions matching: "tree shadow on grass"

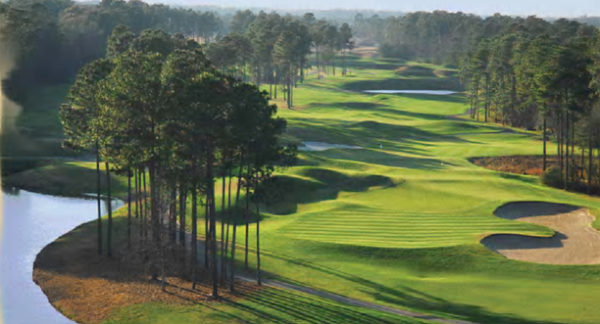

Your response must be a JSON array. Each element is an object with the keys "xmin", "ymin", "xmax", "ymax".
[
  {"xmin": 226, "ymin": 286, "xmax": 404, "ymax": 324},
  {"xmin": 342, "ymin": 78, "xmax": 462, "ymax": 93},
  {"xmin": 289, "ymin": 117, "xmax": 479, "ymax": 147},
  {"xmin": 315, "ymin": 149, "xmax": 457, "ymax": 169},
  {"xmin": 260, "ymin": 250, "xmax": 563, "ymax": 324},
  {"xmin": 261, "ymin": 171, "xmax": 397, "ymax": 215}
]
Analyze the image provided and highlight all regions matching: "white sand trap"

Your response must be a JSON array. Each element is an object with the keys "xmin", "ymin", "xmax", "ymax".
[
  {"xmin": 363, "ymin": 90, "xmax": 457, "ymax": 95},
  {"xmin": 481, "ymin": 202, "xmax": 600, "ymax": 264},
  {"xmin": 299, "ymin": 142, "xmax": 363, "ymax": 152}
]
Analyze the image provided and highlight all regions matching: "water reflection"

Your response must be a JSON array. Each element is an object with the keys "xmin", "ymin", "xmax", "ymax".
[{"xmin": 0, "ymin": 188, "xmax": 123, "ymax": 324}]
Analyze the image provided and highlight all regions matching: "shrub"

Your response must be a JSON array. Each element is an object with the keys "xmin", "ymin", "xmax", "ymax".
[{"xmin": 541, "ymin": 166, "xmax": 563, "ymax": 188}]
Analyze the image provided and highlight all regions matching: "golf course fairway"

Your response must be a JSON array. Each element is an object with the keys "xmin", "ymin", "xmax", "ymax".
[{"xmin": 16, "ymin": 53, "xmax": 600, "ymax": 324}]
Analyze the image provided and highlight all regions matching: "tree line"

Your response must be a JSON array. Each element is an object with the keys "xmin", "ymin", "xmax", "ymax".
[
  {"xmin": 1, "ymin": 0, "xmax": 354, "ymax": 111},
  {"xmin": 61, "ymin": 27, "xmax": 297, "ymax": 297},
  {"xmin": 459, "ymin": 17, "xmax": 600, "ymax": 193},
  {"xmin": 207, "ymin": 11, "xmax": 353, "ymax": 108},
  {"xmin": 353, "ymin": 10, "xmax": 596, "ymax": 69},
  {"xmin": 0, "ymin": 0, "xmax": 224, "ymax": 103}
]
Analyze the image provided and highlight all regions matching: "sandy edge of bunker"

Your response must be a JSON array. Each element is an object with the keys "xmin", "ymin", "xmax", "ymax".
[{"xmin": 481, "ymin": 201, "xmax": 600, "ymax": 265}]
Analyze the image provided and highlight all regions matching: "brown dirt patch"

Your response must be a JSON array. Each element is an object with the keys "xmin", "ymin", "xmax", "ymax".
[
  {"xmin": 471, "ymin": 155, "xmax": 558, "ymax": 176},
  {"xmin": 33, "ymin": 217, "xmax": 258, "ymax": 324},
  {"xmin": 481, "ymin": 202, "xmax": 600, "ymax": 264}
]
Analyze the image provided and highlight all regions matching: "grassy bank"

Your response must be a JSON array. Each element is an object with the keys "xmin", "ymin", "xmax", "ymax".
[
  {"xmin": 34, "ymin": 206, "xmax": 429, "ymax": 324},
  {"xmin": 4, "ymin": 161, "xmax": 129, "ymax": 199}
]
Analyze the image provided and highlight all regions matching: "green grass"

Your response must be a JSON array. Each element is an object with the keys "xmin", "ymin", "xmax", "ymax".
[
  {"xmin": 101, "ymin": 288, "xmax": 430, "ymax": 324},
  {"xmin": 4, "ymin": 161, "xmax": 129, "ymax": 198},
  {"xmin": 18, "ymin": 53, "xmax": 600, "ymax": 324},
  {"xmin": 246, "ymin": 54, "xmax": 600, "ymax": 324}
]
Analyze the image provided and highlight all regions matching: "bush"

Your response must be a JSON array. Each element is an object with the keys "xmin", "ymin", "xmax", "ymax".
[{"xmin": 541, "ymin": 166, "xmax": 563, "ymax": 188}]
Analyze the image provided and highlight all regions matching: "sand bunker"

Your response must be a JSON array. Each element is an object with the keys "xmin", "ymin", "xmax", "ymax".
[
  {"xmin": 481, "ymin": 202, "xmax": 600, "ymax": 265},
  {"xmin": 363, "ymin": 90, "xmax": 457, "ymax": 95},
  {"xmin": 299, "ymin": 142, "xmax": 363, "ymax": 152}
]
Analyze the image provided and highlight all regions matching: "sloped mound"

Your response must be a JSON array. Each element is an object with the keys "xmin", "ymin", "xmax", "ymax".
[
  {"xmin": 481, "ymin": 202, "xmax": 600, "ymax": 264},
  {"xmin": 433, "ymin": 69, "xmax": 458, "ymax": 78},
  {"xmin": 395, "ymin": 65, "xmax": 435, "ymax": 77},
  {"xmin": 300, "ymin": 168, "xmax": 395, "ymax": 192},
  {"xmin": 262, "ymin": 170, "xmax": 395, "ymax": 215}
]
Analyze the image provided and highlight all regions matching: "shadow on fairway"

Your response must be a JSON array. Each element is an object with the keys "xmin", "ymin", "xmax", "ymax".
[
  {"xmin": 226, "ymin": 286, "xmax": 404, "ymax": 324},
  {"xmin": 343, "ymin": 78, "xmax": 462, "ymax": 93},
  {"xmin": 262, "ymin": 250, "xmax": 564, "ymax": 324},
  {"xmin": 316, "ymin": 149, "xmax": 457, "ymax": 169},
  {"xmin": 262, "ymin": 171, "xmax": 397, "ymax": 215},
  {"xmin": 289, "ymin": 118, "xmax": 480, "ymax": 146}
]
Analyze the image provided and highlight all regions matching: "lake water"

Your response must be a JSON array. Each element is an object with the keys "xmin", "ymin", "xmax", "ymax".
[
  {"xmin": 299, "ymin": 141, "xmax": 363, "ymax": 152},
  {"xmin": 363, "ymin": 90, "xmax": 457, "ymax": 95},
  {"xmin": 0, "ymin": 188, "xmax": 123, "ymax": 324}
]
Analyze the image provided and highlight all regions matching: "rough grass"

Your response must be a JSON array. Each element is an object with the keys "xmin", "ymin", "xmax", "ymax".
[{"xmin": 471, "ymin": 155, "xmax": 559, "ymax": 176}]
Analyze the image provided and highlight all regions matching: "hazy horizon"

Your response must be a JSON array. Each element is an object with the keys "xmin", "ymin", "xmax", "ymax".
[{"xmin": 139, "ymin": 0, "xmax": 600, "ymax": 18}]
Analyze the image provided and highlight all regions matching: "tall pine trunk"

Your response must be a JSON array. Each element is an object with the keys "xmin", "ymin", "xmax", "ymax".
[
  {"xmin": 316, "ymin": 45, "xmax": 320, "ymax": 80},
  {"xmin": 206, "ymin": 146, "xmax": 219, "ymax": 297},
  {"xmin": 256, "ymin": 203, "xmax": 261, "ymax": 285},
  {"xmin": 222, "ymin": 169, "xmax": 233, "ymax": 283},
  {"xmin": 229, "ymin": 221, "xmax": 237, "ymax": 292},
  {"xmin": 588, "ymin": 129, "xmax": 593, "ymax": 194},
  {"xmin": 143, "ymin": 169, "xmax": 149, "ymax": 241},
  {"xmin": 219, "ymin": 163, "xmax": 227, "ymax": 285},
  {"xmin": 179, "ymin": 188, "xmax": 187, "ymax": 245},
  {"xmin": 128, "ymin": 169, "xmax": 132, "ymax": 249},
  {"xmin": 96, "ymin": 141, "xmax": 102, "ymax": 255},
  {"xmin": 543, "ymin": 115, "xmax": 547, "ymax": 171},
  {"xmin": 191, "ymin": 186, "xmax": 198, "ymax": 289},
  {"xmin": 170, "ymin": 188, "xmax": 177, "ymax": 243},
  {"xmin": 105, "ymin": 162, "xmax": 113, "ymax": 258},
  {"xmin": 565, "ymin": 111, "xmax": 570, "ymax": 190},
  {"xmin": 205, "ymin": 193, "xmax": 210, "ymax": 269},
  {"xmin": 244, "ymin": 176, "xmax": 250, "ymax": 271}
]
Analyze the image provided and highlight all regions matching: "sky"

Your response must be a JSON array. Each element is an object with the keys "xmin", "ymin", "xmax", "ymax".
[{"xmin": 144, "ymin": 0, "xmax": 599, "ymax": 18}]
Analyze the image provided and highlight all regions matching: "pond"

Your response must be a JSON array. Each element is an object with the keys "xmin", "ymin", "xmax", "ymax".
[
  {"xmin": 0, "ymin": 188, "xmax": 123, "ymax": 324},
  {"xmin": 299, "ymin": 141, "xmax": 363, "ymax": 152},
  {"xmin": 363, "ymin": 90, "xmax": 457, "ymax": 95}
]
